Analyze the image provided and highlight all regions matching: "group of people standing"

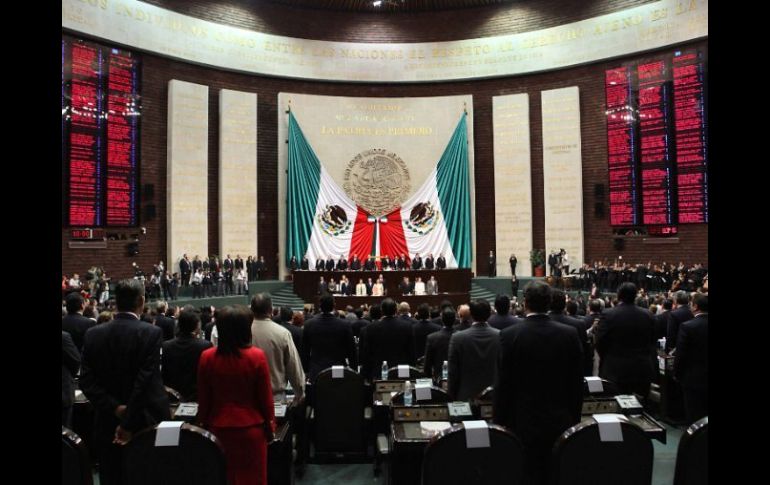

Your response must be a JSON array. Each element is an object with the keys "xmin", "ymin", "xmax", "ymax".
[{"xmin": 290, "ymin": 252, "xmax": 449, "ymax": 272}]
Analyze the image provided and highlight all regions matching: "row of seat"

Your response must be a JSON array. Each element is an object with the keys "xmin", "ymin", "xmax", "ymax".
[{"xmin": 63, "ymin": 415, "xmax": 708, "ymax": 485}]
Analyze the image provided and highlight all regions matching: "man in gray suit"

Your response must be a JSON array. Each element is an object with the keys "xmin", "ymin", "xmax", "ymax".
[
  {"xmin": 447, "ymin": 300, "xmax": 500, "ymax": 401},
  {"xmin": 426, "ymin": 275, "xmax": 439, "ymax": 295}
]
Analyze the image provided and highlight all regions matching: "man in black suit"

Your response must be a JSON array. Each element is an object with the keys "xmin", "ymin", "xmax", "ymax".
[
  {"xmin": 223, "ymin": 254, "xmax": 233, "ymax": 273},
  {"xmin": 325, "ymin": 255, "xmax": 335, "ymax": 272},
  {"xmin": 448, "ymin": 300, "xmax": 500, "ymax": 401},
  {"xmin": 80, "ymin": 279, "xmax": 170, "ymax": 485},
  {"xmin": 399, "ymin": 276, "xmax": 414, "ymax": 295},
  {"xmin": 315, "ymin": 258, "xmax": 325, "ymax": 271},
  {"xmin": 666, "ymin": 291, "xmax": 693, "ymax": 351},
  {"xmin": 153, "ymin": 301, "xmax": 176, "ymax": 341},
  {"xmin": 277, "ymin": 306, "xmax": 303, "ymax": 363},
  {"xmin": 424, "ymin": 253, "xmax": 435, "ymax": 270},
  {"xmin": 488, "ymin": 295, "xmax": 519, "ymax": 330},
  {"xmin": 494, "ymin": 281, "xmax": 583, "ymax": 485},
  {"xmin": 412, "ymin": 303, "xmax": 441, "ymax": 360},
  {"xmin": 488, "ymin": 250, "xmax": 496, "ymax": 277},
  {"xmin": 62, "ymin": 331, "xmax": 80, "ymax": 428},
  {"xmin": 317, "ymin": 276, "xmax": 328, "ymax": 295},
  {"xmin": 300, "ymin": 256, "xmax": 310, "ymax": 270},
  {"xmin": 435, "ymin": 253, "xmax": 447, "ymax": 270},
  {"xmin": 364, "ymin": 255, "xmax": 376, "ymax": 271},
  {"xmin": 412, "ymin": 253, "xmax": 423, "ymax": 270},
  {"xmin": 234, "ymin": 254, "xmax": 244, "ymax": 271},
  {"xmin": 654, "ymin": 299, "xmax": 673, "ymax": 340},
  {"xmin": 596, "ymin": 282, "xmax": 656, "ymax": 398},
  {"xmin": 255, "ymin": 256, "xmax": 266, "ymax": 279},
  {"xmin": 161, "ymin": 309, "xmax": 212, "ymax": 401},
  {"xmin": 336, "ymin": 254, "xmax": 348, "ymax": 271},
  {"xmin": 191, "ymin": 254, "xmax": 202, "ymax": 276},
  {"xmin": 179, "ymin": 254, "xmax": 191, "ymax": 287},
  {"xmin": 674, "ymin": 293, "xmax": 708, "ymax": 423},
  {"xmin": 549, "ymin": 290, "xmax": 592, "ymax": 377},
  {"xmin": 350, "ymin": 255, "xmax": 362, "ymax": 271},
  {"xmin": 395, "ymin": 254, "xmax": 406, "ymax": 270},
  {"xmin": 424, "ymin": 307, "xmax": 455, "ymax": 382},
  {"xmin": 62, "ymin": 292, "xmax": 95, "ymax": 353},
  {"xmin": 365, "ymin": 277, "xmax": 374, "ymax": 296},
  {"xmin": 360, "ymin": 298, "xmax": 416, "ymax": 380},
  {"xmin": 302, "ymin": 294, "xmax": 357, "ymax": 381},
  {"xmin": 509, "ymin": 254, "xmax": 517, "ymax": 276}
]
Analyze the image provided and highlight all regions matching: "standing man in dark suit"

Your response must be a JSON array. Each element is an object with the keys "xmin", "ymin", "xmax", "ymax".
[
  {"xmin": 317, "ymin": 276, "xmax": 328, "ymax": 295},
  {"xmin": 364, "ymin": 255, "xmax": 376, "ymax": 271},
  {"xmin": 654, "ymin": 299, "xmax": 673, "ymax": 340},
  {"xmin": 315, "ymin": 258, "xmax": 325, "ymax": 271},
  {"xmin": 350, "ymin": 254, "xmax": 362, "ymax": 271},
  {"xmin": 80, "ymin": 279, "xmax": 170, "ymax": 485},
  {"xmin": 488, "ymin": 295, "xmax": 519, "ymax": 331},
  {"xmin": 62, "ymin": 331, "xmax": 80, "ymax": 428},
  {"xmin": 667, "ymin": 291, "xmax": 693, "ymax": 351},
  {"xmin": 300, "ymin": 255, "xmax": 310, "ymax": 270},
  {"xmin": 255, "ymin": 256, "xmax": 266, "ymax": 280},
  {"xmin": 596, "ymin": 282, "xmax": 656, "ymax": 398},
  {"xmin": 509, "ymin": 254, "xmax": 517, "ymax": 276},
  {"xmin": 153, "ymin": 301, "xmax": 176, "ymax": 341},
  {"xmin": 424, "ymin": 253, "xmax": 435, "ymax": 270},
  {"xmin": 365, "ymin": 277, "xmax": 374, "ymax": 296},
  {"xmin": 448, "ymin": 300, "xmax": 500, "ymax": 401},
  {"xmin": 412, "ymin": 303, "xmax": 441, "ymax": 359},
  {"xmin": 674, "ymin": 293, "xmax": 708, "ymax": 423},
  {"xmin": 302, "ymin": 294, "xmax": 357, "ymax": 381},
  {"xmin": 235, "ymin": 254, "xmax": 244, "ymax": 272},
  {"xmin": 549, "ymin": 290, "xmax": 592, "ymax": 377},
  {"xmin": 336, "ymin": 254, "xmax": 348, "ymax": 271},
  {"xmin": 325, "ymin": 255, "xmax": 335, "ymax": 272},
  {"xmin": 179, "ymin": 254, "xmax": 191, "ymax": 287},
  {"xmin": 411, "ymin": 253, "xmax": 423, "ymax": 270},
  {"xmin": 359, "ymin": 298, "xmax": 416, "ymax": 380},
  {"xmin": 488, "ymin": 250, "xmax": 496, "ymax": 277},
  {"xmin": 494, "ymin": 281, "xmax": 583, "ymax": 485},
  {"xmin": 161, "ymin": 309, "xmax": 213, "ymax": 401},
  {"xmin": 436, "ymin": 253, "xmax": 447, "ymax": 270},
  {"xmin": 62, "ymin": 292, "xmax": 95, "ymax": 353},
  {"xmin": 424, "ymin": 307, "xmax": 456, "ymax": 382}
]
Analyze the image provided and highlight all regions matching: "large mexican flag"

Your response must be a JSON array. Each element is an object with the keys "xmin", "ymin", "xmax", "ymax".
[{"xmin": 286, "ymin": 111, "xmax": 471, "ymax": 268}]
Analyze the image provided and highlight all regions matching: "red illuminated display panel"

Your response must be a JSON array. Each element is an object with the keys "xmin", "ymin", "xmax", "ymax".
[
  {"xmin": 606, "ymin": 67, "xmax": 638, "ymax": 226},
  {"xmin": 63, "ymin": 36, "xmax": 140, "ymax": 227},
  {"xmin": 637, "ymin": 60, "xmax": 674, "ymax": 225},
  {"xmin": 673, "ymin": 51, "xmax": 708, "ymax": 223},
  {"xmin": 106, "ymin": 49, "xmax": 139, "ymax": 226},
  {"xmin": 68, "ymin": 41, "xmax": 103, "ymax": 226}
]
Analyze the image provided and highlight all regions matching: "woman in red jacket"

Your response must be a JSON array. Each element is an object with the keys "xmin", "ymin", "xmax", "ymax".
[{"xmin": 197, "ymin": 305, "xmax": 275, "ymax": 485}]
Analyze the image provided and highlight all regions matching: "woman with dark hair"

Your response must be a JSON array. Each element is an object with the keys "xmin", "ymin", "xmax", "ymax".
[{"xmin": 197, "ymin": 305, "xmax": 275, "ymax": 485}]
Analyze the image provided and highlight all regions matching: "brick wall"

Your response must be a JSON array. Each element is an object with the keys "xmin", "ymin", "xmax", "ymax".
[{"xmin": 62, "ymin": 1, "xmax": 707, "ymax": 279}]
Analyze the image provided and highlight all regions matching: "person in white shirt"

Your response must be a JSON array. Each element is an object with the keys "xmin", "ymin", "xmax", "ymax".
[
  {"xmin": 372, "ymin": 280, "xmax": 384, "ymax": 296},
  {"xmin": 235, "ymin": 269, "xmax": 246, "ymax": 295},
  {"xmin": 191, "ymin": 269, "xmax": 203, "ymax": 298},
  {"xmin": 69, "ymin": 274, "xmax": 81, "ymax": 289},
  {"xmin": 414, "ymin": 276, "xmax": 426, "ymax": 295},
  {"xmin": 356, "ymin": 279, "xmax": 367, "ymax": 296},
  {"xmin": 328, "ymin": 278, "xmax": 338, "ymax": 294}
]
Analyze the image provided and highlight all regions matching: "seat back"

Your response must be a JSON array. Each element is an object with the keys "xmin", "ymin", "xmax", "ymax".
[
  {"xmin": 422, "ymin": 423, "xmax": 524, "ymax": 485},
  {"xmin": 62, "ymin": 426, "xmax": 93, "ymax": 485},
  {"xmin": 551, "ymin": 419, "xmax": 653, "ymax": 485},
  {"xmin": 123, "ymin": 423, "xmax": 227, "ymax": 485},
  {"xmin": 387, "ymin": 366, "xmax": 425, "ymax": 380},
  {"xmin": 583, "ymin": 378, "xmax": 621, "ymax": 398},
  {"xmin": 390, "ymin": 385, "xmax": 450, "ymax": 405},
  {"xmin": 313, "ymin": 366, "xmax": 366, "ymax": 453},
  {"xmin": 674, "ymin": 416, "xmax": 708, "ymax": 485}
]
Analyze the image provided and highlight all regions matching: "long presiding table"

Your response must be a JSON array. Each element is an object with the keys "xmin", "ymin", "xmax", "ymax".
[{"xmin": 291, "ymin": 268, "xmax": 472, "ymax": 304}]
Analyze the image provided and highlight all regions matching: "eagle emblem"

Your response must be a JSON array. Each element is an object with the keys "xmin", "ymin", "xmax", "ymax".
[
  {"xmin": 317, "ymin": 205, "xmax": 352, "ymax": 236},
  {"xmin": 405, "ymin": 201, "xmax": 440, "ymax": 235}
]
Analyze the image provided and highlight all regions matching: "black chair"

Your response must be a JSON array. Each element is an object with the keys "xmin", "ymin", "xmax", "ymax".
[
  {"xmin": 62, "ymin": 426, "xmax": 93, "ymax": 485},
  {"xmin": 390, "ymin": 385, "xmax": 450, "ymax": 405},
  {"xmin": 551, "ymin": 419, "xmax": 653, "ymax": 485},
  {"xmin": 583, "ymin": 378, "xmax": 621, "ymax": 398},
  {"xmin": 422, "ymin": 423, "xmax": 524, "ymax": 485},
  {"xmin": 309, "ymin": 366, "xmax": 368, "ymax": 457},
  {"xmin": 386, "ymin": 365, "xmax": 424, "ymax": 380},
  {"xmin": 123, "ymin": 423, "xmax": 227, "ymax": 485},
  {"xmin": 674, "ymin": 416, "xmax": 708, "ymax": 485}
]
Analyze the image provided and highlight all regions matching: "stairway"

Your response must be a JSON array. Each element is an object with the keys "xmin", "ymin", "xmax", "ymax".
[
  {"xmin": 470, "ymin": 282, "xmax": 497, "ymax": 305},
  {"xmin": 271, "ymin": 284, "xmax": 307, "ymax": 312}
]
